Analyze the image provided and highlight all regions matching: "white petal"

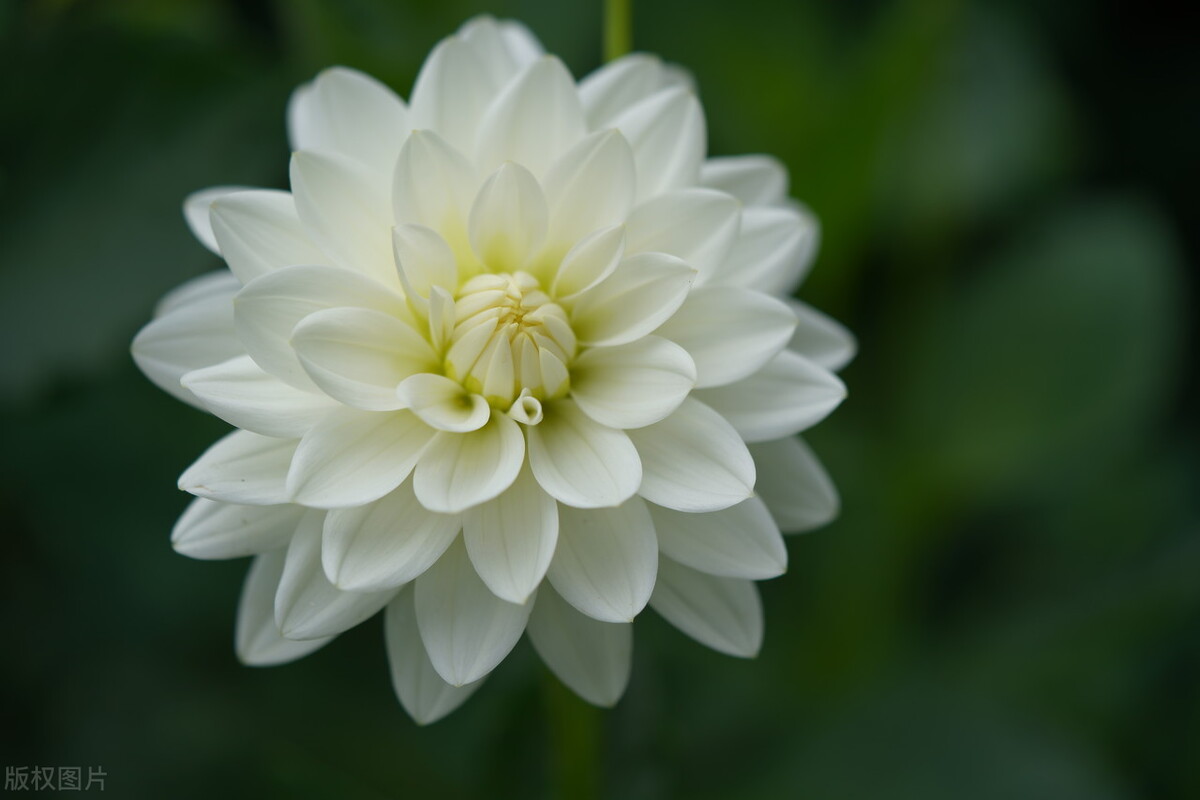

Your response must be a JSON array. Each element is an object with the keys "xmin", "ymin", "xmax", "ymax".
[
  {"xmin": 236, "ymin": 551, "xmax": 334, "ymax": 666},
  {"xmin": 787, "ymin": 299, "xmax": 857, "ymax": 371},
  {"xmin": 153, "ymin": 269, "xmax": 240, "ymax": 318},
  {"xmin": 551, "ymin": 225, "xmax": 626, "ymax": 300},
  {"xmin": 569, "ymin": 252, "xmax": 694, "ymax": 347},
  {"xmin": 463, "ymin": 460, "xmax": 558, "ymax": 604},
  {"xmin": 655, "ymin": 286, "xmax": 796, "ymax": 388},
  {"xmin": 385, "ymin": 585, "xmax": 483, "ymax": 724},
  {"xmin": 413, "ymin": 410, "xmax": 525, "ymax": 514},
  {"xmin": 392, "ymin": 223, "xmax": 458, "ymax": 305},
  {"xmin": 132, "ymin": 280, "xmax": 242, "ymax": 408},
  {"xmin": 179, "ymin": 430, "xmax": 297, "ymax": 506},
  {"xmin": 209, "ymin": 190, "xmax": 331, "ymax": 283},
  {"xmin": 627, "ymin": 398, "xmax": 755, "ymax": 512},
  {"xmin": 288, "ymin": 408, "xmax": 434, "ymax": 508},
  {"xmin": 233, "ymin": 264, "xmax": 406, "ymax": 390},
  {"xmin": 651, "ymin": 556, "xmax": 762, "ymax": 657},
  {"xmin": 458, "ymin": 15, "xmax": 542, "ymax": 82},
  {"xmin": 275, "ymin": 511, "xmax": 395, "ymax": 639},
  {"xmin": 182, "ymin": 355, "xmax": 336, "ymax": 438},
  {"xmin": 322, "ymin": 480, "xmax": 461, "ymax": 592},
  {"xmin": 570, "ymin": 336, "xmax": 695, "ymax": 429},
  {"xmin": 578, "ymin": 54, "xmax": 669, "ymax": 128},
  {"xmin": 184, "ymin": 185, "xmax": 252, "ymax": 253},
  {"xmin": 172, "ymin": 498, "xmax": 303, "ymax": 560},
  {"xmin": 542, "ymin": 130, "xmax": 636, "ymax": 257},
  {"xmin": 548, "ymin": 498, "xmax": 657, "ymax": 622},
  {"xmin": 475, "ymin": 56, "xmax": 587, "ymax": 179},
  {"xmin": 286, "ymin": 67, "xmax": 408, "ymax": 176},
  {"xmin": 527, "ymin": 586, "xmax": 632, "ymax": 707},
  {"xmin": 409, "ymin": 36, "xmax": 497, "ymax": 153},
  {"xmin": 610, "ymin": 87, "xmax": 705, "ymax": 200},
  {"xmin": 699, "ymin": 155, "xmax": 789, "ymax": 207},
  {"xmin": 696, "ymin": 350, "xmax": 845, "ymax": 442},
  {"xmin": 495, "ymin": 20, "xmax": 544, "ymax": 66},
  {"xmin": 396, "ymin": 373, "xmax": 491, "ymax": 433},
  {"xmin": 468, "ymin": 162, "xmax": 548, "ymax": 270},
  {"xmin": 291, "ymin": 307, "xmax": 436, "ymax": 411},
  {"xmin": 648, "ymin": 497, "xmax": 786, "ymax": 580},
  {"xmin": 391, "ymin": 130, "xmax": 478, "ymax": 262},
  {"xmin": 290, "ymin": 150, "xmax": 395, "ymax": 283},
  {"xmin": 749, "ymin": 437, "xmax": 839, "ymax": 532},
  {"xmin": 415, "ymin": 537, "xmax": 532, "ymax": 686},
  {"xmin": 625, "ymin": 188, "xmax": 740, "ymax": 283},
  {"xmin": 717, "ymin": 205, "xmax": 818, "ymax": 295},
  {"xmin": 527, "ymin": 399, "xmax": 642, "ymax": 508}
]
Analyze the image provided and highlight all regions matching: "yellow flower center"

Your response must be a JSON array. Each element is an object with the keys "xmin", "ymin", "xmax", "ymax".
[{"xmin": 444, "ymin": 272, "xmax": 575, "ymax": 408}]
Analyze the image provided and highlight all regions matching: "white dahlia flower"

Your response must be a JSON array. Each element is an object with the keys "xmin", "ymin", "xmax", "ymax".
[{"xmin": 133, "ymin": 16, "xmax": 853, "ymax": 724}]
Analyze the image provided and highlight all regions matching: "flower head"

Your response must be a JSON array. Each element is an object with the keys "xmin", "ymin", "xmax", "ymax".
[{"xmin": 133, "ymin": 16, "xmax": 853, "ymax": 723}]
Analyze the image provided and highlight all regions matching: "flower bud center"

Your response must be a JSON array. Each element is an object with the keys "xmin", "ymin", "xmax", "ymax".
[{"xmin": 444, "ymin": 272, "xmax": 575, "ymax": 407}]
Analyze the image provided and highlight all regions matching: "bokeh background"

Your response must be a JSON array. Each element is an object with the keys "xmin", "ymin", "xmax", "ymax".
[{"xmin": 2, "ymin": 0, "xmax": 1197, "ymax": 797}]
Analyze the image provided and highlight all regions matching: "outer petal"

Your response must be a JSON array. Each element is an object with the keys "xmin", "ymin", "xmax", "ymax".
[
  {"xmin": 463, "ymin": 461, "xmax": 558, "ymax": 604},
  {"xmin": 749, "ymin": 438, "xmax": 840, "ymax": 532},
  {"xmin": 153, "ymin": 269, "xmax": 240, "ymax": 318},
  {"xmin": 569, "ymin": 253, "xmax": 694, "ymax": 347},
  {"xmin": 233, "ymin": 264, "xmax": 406, "ymax": 390},
  {"xmin": 385, "ymin": 585, "xmax": 483, "ymax": 725},
  {"xmin": 547, "ymin": 499, "xmax": 657, "ymax": 623},
  {"xmin": 578, "ymin": 54, "xmax": 671, "ymax": 129},
  {"xmin": 699, "ymin": 155, "xmax": 789, "ymax": 207},
  {"xmin": 184, "ymin": 185, "xmax": 252, "ymax": 253},
  {"xmin": 475, "ymin": 56, "xmax": 587, "ymax": 179},
  {"xmin": 236, "ymin": 550, "xmax": 334, "ymax": 666},
  {"xmin": 655, "ymin": 286, "xmax": 796, "ymax": 388},
  {"xmin": 172, "ymin": 498, "xmax": 303, "ymax": 560},
  {"xmin": 570, "ymin": 336, "xmax": 695, "ymax": 429},
  {"xmin": 648, "ymin": 497, "xmax": 786, "ymax": 580},
  {"xmin": 132, "ymin": 276, "xmax": 242, "ymax": 408},
  {"xmin": 459, "ymin": 16, "xmax": 543, "ymax": 83},
  {"xmin": 527, "ymin": 399, "xmax": 642, "ymax": 508},
  {"xmin": 291, "ymin": 307, "xmax": 437, "ymax": 411},
  {"xmin": 696, "ymin": 350, "xmax": 846, "ymax": 442},
  {"xmin": 415, "ymin": 538, "xmax": 533, "ymax": 686},
  {"xmin": 542, "ymin": 130, "xmax": 636, "ymax": 259},
  {"xmin": 787, "ymin": 299, "xmax": 857, "ymax": 372},
  {"xmin": 178, "ymin": 430, "xmax": 297, "ymax": 506},
  {"xmin": 527, "ymin": 586, "xmax": 632, "ymax": 707},
  {"xmin": 651, "ymin": 556, "xmax": 763, "ymax": 657},
  {"xmin": 290, "ymin": 150, "xmax": 395, "ymax": 284},
  {"xmin": 322, "ymin": 480, "xmax": 462, "ymax": 592},
  {"xmin": 182, "ymin": 355, "xmax": 337, "ymax": 438},
  {"xmin": 628, "ymin": 398, "xmax": 755, "ymax": 513},
  {"xmin": 625, "ymin": 188, "xmax": 740, "ymax": 284},
  {"xmin": 209, "ymin": 190, "xmax": 331, "ymax": 283},
  {"xmin": 716, "ymin": 205, "xmax": 819, "ymax": 295},
  {"xmin": 275, "ymin": 511, "xmax": 395, "ymax": 640},
  {"xmin": 287, "ymin": 409, "xmax": 434, "ymax": 508},
  {"xmin": 286, "ymin": 67, "xmax": 409, "ymax": 177},
  {"xmin": 610, "ymin": 87, "xmax": 705, "ymax": 201},
  {"xmin": 391, "ymin": 130, "xmax": 478, "ymax": 263},
  {"xmin": 409, "ymin": 36, "xmax": 497, "ymax": 153},
  {"xmin": 413, "ymin": 410, "xmax": 525, "ymax": 514}
]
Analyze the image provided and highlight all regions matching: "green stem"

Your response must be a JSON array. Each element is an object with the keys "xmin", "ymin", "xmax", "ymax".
[
  {"xmin": 604, "ymin": 0, "xmax": 632, "ymax": 62},
  {"xmin": 544, "ymin": 674, "xmax": 601, "ymax": 800}
]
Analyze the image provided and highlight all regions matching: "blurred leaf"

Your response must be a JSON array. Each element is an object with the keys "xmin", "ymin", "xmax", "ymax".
[{"xmin": 894, "ymin": 197, "xmax": 1185, "ymax": 502}]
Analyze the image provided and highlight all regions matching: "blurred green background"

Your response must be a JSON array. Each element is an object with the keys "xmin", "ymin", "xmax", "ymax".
[{"xmin": 2, "ymin": 0, "xmax": 1196, "ymax": 797}]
